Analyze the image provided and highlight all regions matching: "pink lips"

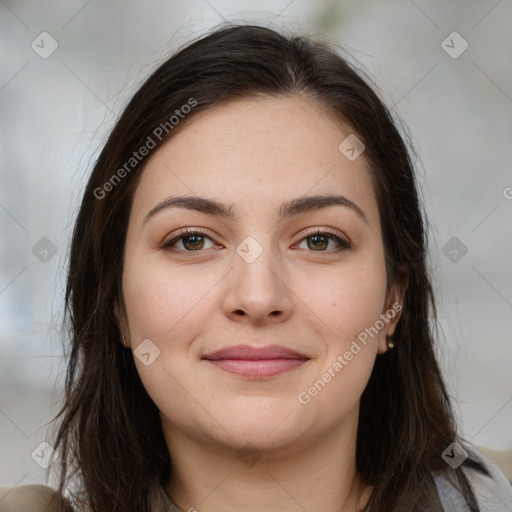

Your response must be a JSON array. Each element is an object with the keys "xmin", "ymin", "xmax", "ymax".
[{"xmin": 202, "ymin": 345, "xmax": 310, "ymax": 378}]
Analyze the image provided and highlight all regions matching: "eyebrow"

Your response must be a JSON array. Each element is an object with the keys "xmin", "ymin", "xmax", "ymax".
[{"xmin": 143, "ymin": 194, "xmax": 369, "ymax": 225}]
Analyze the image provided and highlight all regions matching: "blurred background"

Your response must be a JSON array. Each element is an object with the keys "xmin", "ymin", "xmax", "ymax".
[{"xmin": 1, "ymin": 0, "xmax": 511, "ymax": 489}]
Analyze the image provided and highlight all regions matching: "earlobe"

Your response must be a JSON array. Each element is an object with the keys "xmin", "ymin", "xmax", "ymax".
[
  {"xmin": 377, "ymin": 330, "xmax": 397, "ymax": 354},
  {"xmin": 378, "ymin": 274, "xmax": 408, "ymax": 354}
]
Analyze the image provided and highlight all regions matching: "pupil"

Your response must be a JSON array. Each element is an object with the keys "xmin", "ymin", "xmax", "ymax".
[
  {"xmin": 309, "ymin": 235, "xmax": 327, "ymax": 250},
  {"xmin": 184, "ymin": 235, "xmax": 204, "ymax": 250}
]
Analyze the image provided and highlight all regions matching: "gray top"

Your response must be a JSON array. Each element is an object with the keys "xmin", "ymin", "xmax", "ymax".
[
  {"xmin": 153, "ymin": 441, "xmax": 512, "ymax": 512},
  {"xmin": 433, "ymin": 440, "xmax": 512, "ymax": 512}
]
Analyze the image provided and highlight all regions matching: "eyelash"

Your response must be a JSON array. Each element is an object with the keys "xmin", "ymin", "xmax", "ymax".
[{"xmin": 160, "ymin": 228, "xmax": 351, "ymax": 254}]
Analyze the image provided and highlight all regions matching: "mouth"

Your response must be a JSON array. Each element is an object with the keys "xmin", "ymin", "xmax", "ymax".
[{"xmin": 202, "ymin": 344, "xmax": 310, "ymax": 378}]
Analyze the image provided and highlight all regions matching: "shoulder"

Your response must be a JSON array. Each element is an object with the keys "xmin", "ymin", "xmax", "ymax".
[
  {"xmin": 0, "ymin": 485, "xmax": 72, "ymax": 512},
  {"xmin": 433, "ymin": 439, "xmax": 512, "ymax": 512}
]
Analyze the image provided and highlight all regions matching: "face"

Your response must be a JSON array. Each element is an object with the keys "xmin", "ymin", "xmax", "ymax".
[{"xmin": 120, "ymin": 96, "xmax": 403, "ymax": 454}]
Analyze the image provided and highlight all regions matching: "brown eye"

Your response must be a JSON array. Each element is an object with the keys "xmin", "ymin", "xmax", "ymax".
[
  {"xmin": 296, "ymin": 230, "xmax": 351, "ymax": 252},
  {"xmin": 307, "ymin": 234, "xmax": 329, "ymax": 250},
  {"xmin": 161, "ymin": 229, "xmax": 216, "ymax": 252},
  {"xmin": 182, "ymin": 234, "xmax": 205, "ymax": 250}
]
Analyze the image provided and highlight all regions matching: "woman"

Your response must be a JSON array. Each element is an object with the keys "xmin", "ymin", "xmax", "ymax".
[{"xmin": 3, "ymin": 24, "xmax": 511, "ymax": 512}]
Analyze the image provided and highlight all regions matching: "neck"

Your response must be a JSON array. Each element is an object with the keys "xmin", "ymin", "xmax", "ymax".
[{"xmin": 163, "ymin": 412, "xmax": 372, "ymax": 512}]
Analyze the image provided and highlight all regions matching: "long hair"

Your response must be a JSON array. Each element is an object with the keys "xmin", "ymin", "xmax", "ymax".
[{"xmin": 48, "ymin": 24, "xmax": 481, "ymax": 511}]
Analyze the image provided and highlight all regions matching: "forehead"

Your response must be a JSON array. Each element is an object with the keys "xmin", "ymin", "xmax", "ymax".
[{"xmin": 130, "ymin": 95, "xmax": 379, "ymax": 225}]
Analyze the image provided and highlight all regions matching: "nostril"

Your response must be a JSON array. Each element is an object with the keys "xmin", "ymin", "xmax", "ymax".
[{"xmin": 235, "ymin": 310, "xmax": 245, "ymax": 316}]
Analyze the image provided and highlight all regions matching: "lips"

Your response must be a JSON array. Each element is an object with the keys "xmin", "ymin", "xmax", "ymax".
[{"xmin": 202, "ymin": 344, "xmax": 310, "ymax": 378}]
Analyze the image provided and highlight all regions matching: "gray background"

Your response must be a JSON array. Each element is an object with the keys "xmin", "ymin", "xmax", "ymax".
[{"xmin": 1, "ymin": 0, "xmax": 511, "ymax": 488}]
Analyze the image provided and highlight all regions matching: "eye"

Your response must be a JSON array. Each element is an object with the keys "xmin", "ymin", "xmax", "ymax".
[
  {"xmin": 161, "ymin": 228, "xmax": 217, "ymax": 252},
  {"xmin": 295, "ymin": 229, "xmax": 351, "ymax": 252},
  {"xmin": 160, "ymin": 228, "xmax": 351, "ymax": 254}
]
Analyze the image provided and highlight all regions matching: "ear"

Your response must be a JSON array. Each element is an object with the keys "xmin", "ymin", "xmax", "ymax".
[
  {"xmin": 114, "ymin": 296, "xmax": 129, "ymax": 348},
  {"xmin": 377, "ymin": 270, "xmax": 409, "ymax": 354}
]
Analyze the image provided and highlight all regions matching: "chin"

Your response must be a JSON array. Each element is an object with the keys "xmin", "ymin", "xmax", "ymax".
[
  {"xmin": 210, "ymin": 402, "xmax": 313, "ymax": 453},
  {"xmin": 220, "ymin": 424, "xmax": 307, "ymax": 456}
]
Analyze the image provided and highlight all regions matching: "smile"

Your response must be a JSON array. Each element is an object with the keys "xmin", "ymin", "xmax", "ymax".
[{"xmin": 202, "ymin": 344, "xmax": 310, "ymax": 378}]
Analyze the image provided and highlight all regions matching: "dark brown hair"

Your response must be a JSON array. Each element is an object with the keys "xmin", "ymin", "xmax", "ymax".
[{"xmin": 48, "ymin": 24, "xmax": 482, "ymax": 511}]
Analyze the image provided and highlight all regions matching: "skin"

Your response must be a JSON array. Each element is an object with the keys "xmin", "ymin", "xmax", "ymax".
[{"xmin": 119, "ymin": 95, "xmax": 405, "ymax": 512}]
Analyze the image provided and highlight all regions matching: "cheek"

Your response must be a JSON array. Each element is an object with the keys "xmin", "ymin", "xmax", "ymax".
[
  {"xmin": 296, "ymin": 270, "xmax": 384, "ymax": 421},
  {"xmin": 121, "ymin": 254, "xmax": 223, "ymax": 420},
  {"xmin": 132, "ymin": 353, "xmax": 207, "ymax": 440},
  {"xmin": 122, "ymin": 257, "xmax": 209, "ymax": 427},
  {"xmin": 296, "ymin": 256, "xmax": 388, "ymax": 343},
  {"xmin": 122, "ymin": 254, "xmax": 217, "ymax": 343},
  {"xmin": 294, "ymin": 253, "xmax": 387, "ymax": 406}
]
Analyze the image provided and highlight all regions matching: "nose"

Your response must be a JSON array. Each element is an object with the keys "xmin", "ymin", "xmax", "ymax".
[{"xmin": 222, "ymin": 242, "xmax": 293, "ymax": 326}]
